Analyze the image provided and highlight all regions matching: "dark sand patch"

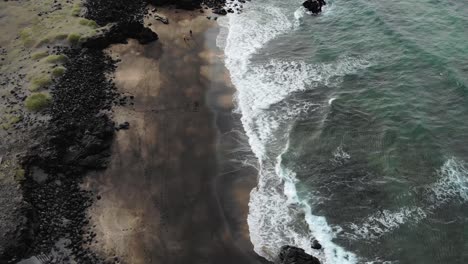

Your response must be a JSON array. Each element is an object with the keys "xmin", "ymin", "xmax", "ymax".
[{"xmin": 85, "ymin": 8, "xmax": 268, "ymax": 264}]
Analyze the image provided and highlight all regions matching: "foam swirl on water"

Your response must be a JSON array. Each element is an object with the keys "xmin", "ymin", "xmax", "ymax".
[{"xmin": 347, "ymin": 157, "xmax": 468, "ymax": 240}]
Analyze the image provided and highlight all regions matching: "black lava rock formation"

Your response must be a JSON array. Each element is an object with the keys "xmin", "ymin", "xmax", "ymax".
[
  {"xmin": 1, "ymin": 0, "xmax": 157, "ymax": 263},
  {"xmin": 84, "ymin": 0, "xmax": 158, "ymax": 49},
  {"xmin": 279, "ymin": 246, "xmax": 321, "ymax": 264},
  {"xmin": 311, "ymin": 240, "xmax": 322, "ymax": 250},
  {"xmin": 149, "ymin": 0, "xmax": 203, "ymax": 10},
  {"xmin": 303, "ymin": 0, "xmax": 326, "ymax": 14},
  {"xmin": 148, "ymin": 0, "xmax": 226, "ymax": 10},
  {"xmin": 4, "ymin": 47, "xmax": 118, "ymax": 264}
]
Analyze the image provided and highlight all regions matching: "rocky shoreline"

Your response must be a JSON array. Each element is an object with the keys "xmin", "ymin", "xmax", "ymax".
[
  {"xmin": 2, "ymin": 0, "xmax": 156, "ymax": 262},
  {"xmin": 1, "ymin": 0, "xmax": 322, "ymax": 263}
]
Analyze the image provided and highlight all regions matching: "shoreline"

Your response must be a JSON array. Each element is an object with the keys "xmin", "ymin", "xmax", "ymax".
[
  {"xmin": 84, "ymin": 8, "xmax": 268, "ymax": 264},
  {"xmin": 1, "ymin": 1, "xmax": 316, "ymax": 263}
]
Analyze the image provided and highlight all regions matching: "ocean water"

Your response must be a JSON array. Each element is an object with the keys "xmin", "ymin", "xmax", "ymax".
[{"xmin": 216, "ymin": 0, "xmax": 468, "ymax": 263}]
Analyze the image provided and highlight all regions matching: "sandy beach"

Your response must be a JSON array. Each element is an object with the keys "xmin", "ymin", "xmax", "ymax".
[{"xmin": 85, "ymin": 8, "xmax": 268, "ymax": 264}]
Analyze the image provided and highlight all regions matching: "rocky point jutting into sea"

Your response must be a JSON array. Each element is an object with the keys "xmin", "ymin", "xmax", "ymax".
[{"xmin": 0, "ymin": 0, "xmax": 324, "ymax": 263}]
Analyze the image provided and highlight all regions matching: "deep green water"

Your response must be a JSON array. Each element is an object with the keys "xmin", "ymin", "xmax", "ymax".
[{"xmin": 219, "ymin": 0, "xmax": 468, "ymax": 263}]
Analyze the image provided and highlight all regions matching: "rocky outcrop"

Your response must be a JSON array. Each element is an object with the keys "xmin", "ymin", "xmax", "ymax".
[
  {"xmin": 311, "ymin": 240, "xmax": 322, "ymax": 250},
  {"xmin": 84, "ymin": 0, "xmax": 158, "ymax": 49},
  {"xmin": 1, "ymin": 0, "xmax": 151, "ymax": 262},
  {"xmin": 84, "ymin": 21, "xmax": 158, "ymax": 49},
  {"xmin": 0, "ymin": 183, "xmax": 27, "ymax": 263},
  {"xmin": 3, "ymin": 47, "xmax": 120, "ymax": 263},
  {"xmin": 149, "ymin": 0, "xmax": 203, "ymax": 10},
  {"xmin": 279, "ymin": 246, "xmax": 321, "ymax": 264},
  {"xmin": 148, "ymin": 0, "xmax": 227, "ymax": 10},
  {"xmin": 302, "ymin": 0, "xmax": 327, "ymax": 14}
]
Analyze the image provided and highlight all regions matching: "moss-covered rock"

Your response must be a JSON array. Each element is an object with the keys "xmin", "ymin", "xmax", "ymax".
[{"xmin": 25, "ymin": 93, "xmax": 51, "ymax": 111}]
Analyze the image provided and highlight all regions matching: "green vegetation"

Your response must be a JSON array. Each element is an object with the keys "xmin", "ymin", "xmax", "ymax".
[
  {"xmin": 67, "ymin": 33, "xmax": 81, "ymax": 44},
  {"xmin": 8, "ymin": 115, "xmax": 21, "ymax": 124},
  {"xmin": 45, "ymin": 54, "xmax": 68, "ymax": 63},
  {"xmin": 55, "ymin": 33, "xmax": 69, "ymax": 40},
  {"xmin": 52, "ymin": 67, "xmax": 66, "ymax": 77},
  {"xmin": 31, "ymin": 51, "xmax": 49, "ymax": 60},
  {"xmin": 37, "ymin": 37, "xmax": 50, "ymax": 46},
  {"xmin": 29, "ymin": 75, "xmax": 52, "ymax": 91},
  {"xmin": 71, "ymin": 3, "xmax": 82, "ymax": 17},
  {"xmin": 25, "ymin": 93, "xmax": 51, "ymax": 111},
  {"xmin": 3, "ymin": 0, "xmax": 105, "ymax": 113},
  {"xmin": 15, "ymin": 169, "xmax": 26, "ymax": 182},
  {"xmin": 1, "ymin": 115, "xmax": 22, "ymax": 130},
  {"xmin": 19, "ymin": 28, "xmax": 34, "ymax": 46},
  {"xmin": 79, "ymin": 18, "xmax": 98, "ymax": 28}
]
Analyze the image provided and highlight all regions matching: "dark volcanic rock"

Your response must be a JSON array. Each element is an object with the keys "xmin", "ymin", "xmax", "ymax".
[
  {"xmin": 84, "ymin": 0, "xmax": 147, "ymax": 26},
  {"xmin": 1, "ymin": 0, "xmax": 159, "ymax": 263},
  {"xmin": 213, "ymin": 8, "xmax": 227, "ymax": 15},
  {"xmin": 24, "ymin": 48, "xmax": 117, "ymax": 176},
  {"xmin": 303, "ymin": 0, "xmax": 326, "ymax": 14},
  {"xmin": 311, "ymin": 240, "xmax": 322, "ymax": 250},
  {"xmin": 148, "ymin": 0, "xmax": 203, "ymax": 10},
  {"xmin": 117, "ymin": 122, "xmax": 130, "ymax": 130},
  {"xmin": 148, "ymin": 0, "xmax": 227, "ymax": 10},
  {"xmin": 84, "ymin": 22, "xmax": 158, "ymax": 49},
  {"xmin": 0, "ymin": 183, "xmax": 26, "ymax": 263},
  {"xmin": 4, "ymin": 48, "xmax": 118, "ymax": 263},
  {"xmin": 279, "ymin": 246, "xmax": 321, "ymax": 264},
  {"xmin": 84, "ymin": 0, "xmax": 157, "ymax": 49}
]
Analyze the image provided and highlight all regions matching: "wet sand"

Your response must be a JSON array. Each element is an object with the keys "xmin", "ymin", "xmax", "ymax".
[{"xmin": 85, "ymin": 9, "xmax": 268, "ymax": 264}]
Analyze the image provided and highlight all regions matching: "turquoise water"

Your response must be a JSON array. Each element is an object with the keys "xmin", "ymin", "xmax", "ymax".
[
  {"xmin": 286, "ymin": 1, "xmax": 468, "ymax": 262},
  {"xmin": 219, "ymin": 0, "xmax": 468, "ymax": 263}
]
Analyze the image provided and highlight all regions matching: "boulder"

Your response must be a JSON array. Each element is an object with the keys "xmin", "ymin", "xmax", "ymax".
[
  {"xmin": 213, "ymin": 8, "xmax": 228, "ymax": 15},
  {"xmin": 118, "ymin": 122, "xmax": 130, "ymax": 130},
  {"xmin": 279, "ymin": 246, "xmax": 321, "ymax": 264},
  {"xmin": 311, "ymin": 240, "xmax": 322, "ymax": 250},
  {"xmin": 148, "ymin": 0, "xmax": 203, "ymax": 10},
  {"xmin": 302, "ymin": 0, "xmax": 326, "ymax": 14}
]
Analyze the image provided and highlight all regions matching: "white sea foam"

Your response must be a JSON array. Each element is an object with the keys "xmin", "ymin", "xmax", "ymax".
[
  {"xmin": 428, "ymin": 157, "xmax": 468, "ymax": 207},
  {"xmin": 331, "ymin": 146, "xmax": 350, "ymax": 165},
  {"xmin": 217, "ymin": 0, "xmax": 468, "ymax": 261},
  {"xmin": 294, "ymin": 7, "xmax": 306, "ymax": 28},
  {"xmin": 349, "ymin": 207, "xmax": 427, "ymax": 240},
  {"xmin": 217, "ymin": 2, "xmax": 363, "ymax": 263},
  {"xmin": 347, "ymin": 157, "xmax": 468, "ymax": 240}
]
